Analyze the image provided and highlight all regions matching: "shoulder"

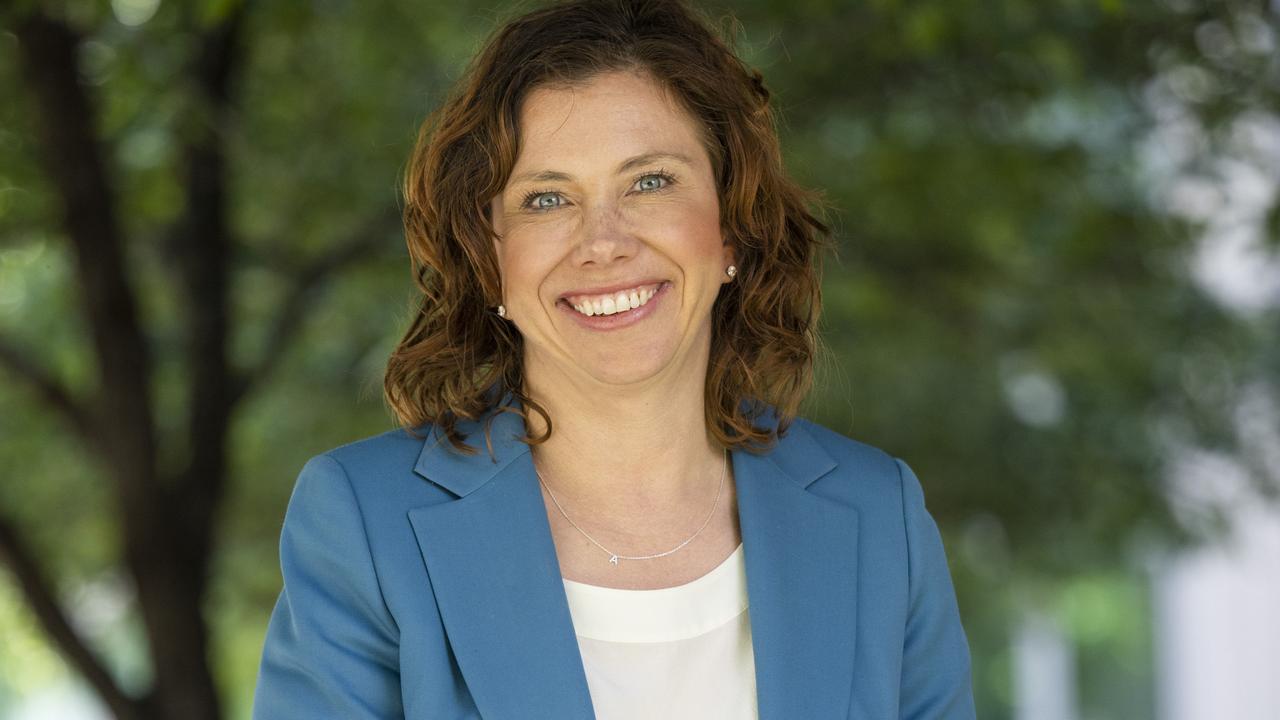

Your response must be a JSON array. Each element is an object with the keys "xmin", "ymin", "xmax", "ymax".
[
  {"xmin": 294, "ymin": 424, "xmax": 453, "ymax": 513},
  {"xmin": 784, "ymin": 417, "xmax": 934, "ymax": 552},
  {"xmin": 791, "ymin": 416, "xmax": 897, "ymax": 470},
  {"xmin": 316, "ymin": 425, "xmax": 428, "ymax": 471},
  {"xmin": 788, "ymin": 416, "xmax": 908, "ymax": 497}
]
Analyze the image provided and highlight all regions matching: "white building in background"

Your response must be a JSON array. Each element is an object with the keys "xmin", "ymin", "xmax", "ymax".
[
  {"xmin": 1011, "ymin": 461, "xmax": 1280, "ymax": 720},
  {"xmin": 1013, "ymin": 610, "xmax": 1080, "ymax": 720},
  {"xmin": 1152, "ymin": 451, "xmax": 1280, "ymax": 720}
]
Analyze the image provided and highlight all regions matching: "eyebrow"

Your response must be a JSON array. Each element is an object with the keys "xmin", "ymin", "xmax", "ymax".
[{"xmin": 507, "ymin": 151, "xmax": 695, "ymax": 187}]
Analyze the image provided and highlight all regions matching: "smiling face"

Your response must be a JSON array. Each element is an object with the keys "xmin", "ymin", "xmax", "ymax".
[{"xmin": 489, "ymin": 70, "xmax": 735, "ymax": 392}]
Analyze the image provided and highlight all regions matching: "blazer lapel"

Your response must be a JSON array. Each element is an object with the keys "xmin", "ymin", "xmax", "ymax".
[
  {"xmin": 735, "ymin": 421, "xmax": 860, "ymax": 719},
  {"xmin": 408, "ymin": 408, "xmax": 595, "ymax": 719},
  {"xmin": 408, "ymin": 404, "xmax": 859, "ymax": 720}
]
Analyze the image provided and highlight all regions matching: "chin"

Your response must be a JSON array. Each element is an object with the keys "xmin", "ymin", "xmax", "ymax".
[
  {"xmin": 588, "ymin": 367, "xmax": 662, "ymax": 387},
  {"xmin": 586, "ymin": 361, "xmax": 665, "ymax": 387},
  {"xmin": 581, "ymin": 346, "xmax": 674, "ymax": 387}
]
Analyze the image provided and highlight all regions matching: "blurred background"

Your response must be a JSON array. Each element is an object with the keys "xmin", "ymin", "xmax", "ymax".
[{"xmin": 1, "ymin": 0, "xmax": 1277, "ymax": 718}]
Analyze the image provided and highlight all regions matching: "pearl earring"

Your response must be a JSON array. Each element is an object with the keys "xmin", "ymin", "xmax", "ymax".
[
  {"xmin": 726, "ymin": 265, "xmax": 737, "ymax": 278},
  {"xmin": 496, "ymin": 305, "xmax": 506, "ymax": 318}
]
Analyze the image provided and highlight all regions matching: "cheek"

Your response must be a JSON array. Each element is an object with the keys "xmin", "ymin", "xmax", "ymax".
[
  {"xmin": 650, "ymin": 198, "xmax": 722, "ymax": 260},
  {"xmin": 503, "ymin": 246, "xmax": 540, "ymax": 286},
  {"xmin": 498, "ymin": 232, "xmax": 561, "ymax": 301}
]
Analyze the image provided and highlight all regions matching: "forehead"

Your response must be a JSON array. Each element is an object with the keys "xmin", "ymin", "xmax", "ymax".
[{"xmin": 513, "ymin": 71, "xmax": 708, "ymax": 169}]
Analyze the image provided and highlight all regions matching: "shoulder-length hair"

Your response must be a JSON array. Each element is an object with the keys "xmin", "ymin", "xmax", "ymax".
[{"xmin": 384, "ymin": 0, "xmax": 833, "ymax": 458}]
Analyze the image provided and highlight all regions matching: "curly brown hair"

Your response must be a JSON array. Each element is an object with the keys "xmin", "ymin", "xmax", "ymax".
[{"xmin": 384, "ymin": 0, "xmax": 833, "ymax": 458}]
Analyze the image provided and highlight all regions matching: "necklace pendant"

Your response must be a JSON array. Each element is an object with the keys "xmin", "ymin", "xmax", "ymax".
[{"xmin": 609, "ymin": 554, "xmax": 619, "ymax": 566}]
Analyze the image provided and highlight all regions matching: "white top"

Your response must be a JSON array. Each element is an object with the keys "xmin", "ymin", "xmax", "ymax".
[{"xmin": 561, "ymin": 543, "xmax": 759, "ymax": 719}]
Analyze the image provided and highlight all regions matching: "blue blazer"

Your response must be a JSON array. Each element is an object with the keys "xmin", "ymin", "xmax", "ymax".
[{"xmin": 252, "ymin": 406, "xmax": 975, "ymax": 719}]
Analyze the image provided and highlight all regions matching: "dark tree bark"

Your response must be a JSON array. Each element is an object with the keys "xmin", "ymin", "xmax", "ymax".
[
  {"xmin": 1, "ymin": 4, "xmax": 402, "ymax": 716},
  {"xmin": 12, "ymin": 8, "xmax": 231, "ymax": 719}
]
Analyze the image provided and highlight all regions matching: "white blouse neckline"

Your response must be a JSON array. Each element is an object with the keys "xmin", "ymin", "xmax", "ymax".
[{"xmin": 561, "ymin": 542, "xmax": 748, "ymax": 643}]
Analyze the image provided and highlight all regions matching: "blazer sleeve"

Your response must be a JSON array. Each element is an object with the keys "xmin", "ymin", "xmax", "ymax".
[
  {"xmin": 895, "ymin": 458, "xmax": 977, "ymax": 719},
  {"xmin": 252, "ymin": 454, "xmax": 404, "ymax": 719}
]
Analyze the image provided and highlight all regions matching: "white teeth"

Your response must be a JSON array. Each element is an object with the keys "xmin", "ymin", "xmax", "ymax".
[{"xmin": 570, "ymin": 284, "xmax": 660, "ymax": 317}]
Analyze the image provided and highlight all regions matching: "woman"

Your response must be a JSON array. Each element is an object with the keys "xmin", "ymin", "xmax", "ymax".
[{"xmin": 252, "ymin": 0, "xmax": 975, "ymax": 718}]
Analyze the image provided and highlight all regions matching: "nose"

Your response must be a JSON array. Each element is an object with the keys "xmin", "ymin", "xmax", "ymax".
[{"xmin": 572, "ymin": 201, "xmax": 638, "ymax": 266}]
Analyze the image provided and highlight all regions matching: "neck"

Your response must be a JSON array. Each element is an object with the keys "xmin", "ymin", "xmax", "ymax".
[{"xmin": 520, "ymin": 360, "xmax": 725, "ymax": 528}]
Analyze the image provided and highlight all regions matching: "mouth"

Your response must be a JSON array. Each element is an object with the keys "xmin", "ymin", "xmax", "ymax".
[
  {"xmin": 559, "ymin": 281, "xmax": 666, "ymax": 317},
  {"xmin": 556, "ymin": 281, "xmax": 672, "ymax": 331}
]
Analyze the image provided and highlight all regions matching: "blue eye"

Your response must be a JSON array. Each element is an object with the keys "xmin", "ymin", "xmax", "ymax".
[
  {"xmin": 634, "ymin": 170, "xmax": 675, "ymax": 193},
  {"xmin": 520, "ymin": 191, "xmax": 565, "ymax": 211}
]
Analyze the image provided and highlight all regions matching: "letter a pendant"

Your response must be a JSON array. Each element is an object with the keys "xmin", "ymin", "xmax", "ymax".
[{"xmin": 609, "ymin": 554, "xmax": 619, "ymax": 566}]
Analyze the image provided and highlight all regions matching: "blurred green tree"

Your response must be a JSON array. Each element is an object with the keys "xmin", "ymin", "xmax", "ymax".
[{"xmin": 0, "ymin": 0, "xmax": 1274, "ymax": 718}]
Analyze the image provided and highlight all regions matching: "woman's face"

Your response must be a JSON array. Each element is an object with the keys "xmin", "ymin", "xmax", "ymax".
[{"xmin": 490, "ymin": 70, "xmax": 734, "ymax": 391}]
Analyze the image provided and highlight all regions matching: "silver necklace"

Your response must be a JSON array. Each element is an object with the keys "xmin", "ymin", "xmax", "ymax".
[{"xmin": 534, "ymin": 449, "xmax": 728, "ymax": 567}]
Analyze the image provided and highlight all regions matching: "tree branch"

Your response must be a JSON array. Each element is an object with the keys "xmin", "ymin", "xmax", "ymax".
[
  {"xmin": 0, "ymin": 334, "xmax": 94, "ymax": 442},
  {"xmin": 168, "ymin": 0, "xmax": 249, "ymax": 521},
  {"xmin": 151, "ymin": 8, "xmax": 253, "ymax": 717},
  {"xmin": 13, "ymin": 10, "xmax": 158, "ymax": 494},
  {"xmin": 0, "ymin": 515, "xmax": 144, "ymax": 720},
  {"xmin": 230, "ymin": 206, "xmax": 402, "ymax": 403}
]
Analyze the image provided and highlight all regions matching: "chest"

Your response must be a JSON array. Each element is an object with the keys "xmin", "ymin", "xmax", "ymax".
[
  {"xmin": 540, "ymin": 478, "xmax": 743, "ymax": 590},
  {"xmin": 560, "ymin": 540, "xmax": 758, "ymax": 719}
]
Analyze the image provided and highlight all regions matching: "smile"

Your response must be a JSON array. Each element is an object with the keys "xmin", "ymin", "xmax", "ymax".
[
  {"xmin": 564, "ymin": 282, "xmax": 664, "ymax": 317},
  {"xmin": 557, "ymin": 281, "xmax": 671, "ymax": 331}
]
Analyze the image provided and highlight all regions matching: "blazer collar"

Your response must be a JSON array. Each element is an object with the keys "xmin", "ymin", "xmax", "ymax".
[{"xmin": 408, "ymin": 399, "xmax": 859, "ymax": 719}]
